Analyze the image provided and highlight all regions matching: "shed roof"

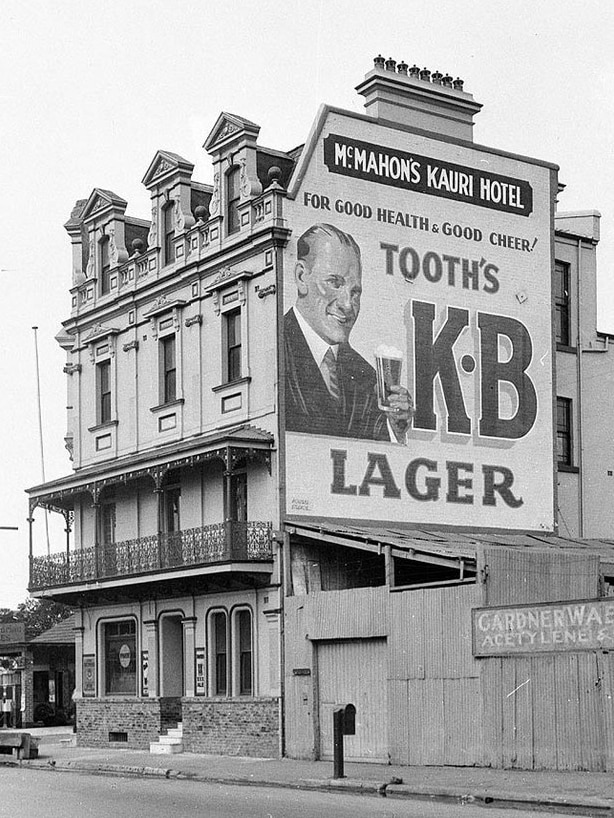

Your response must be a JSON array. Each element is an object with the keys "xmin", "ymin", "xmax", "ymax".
[
  {"xmin": 29, "ymin": 615, "xmax": 75, "ymax": 645},
  {"xmin": 287, "ymin": 522, "xmax": 614, "ymax": 572}
]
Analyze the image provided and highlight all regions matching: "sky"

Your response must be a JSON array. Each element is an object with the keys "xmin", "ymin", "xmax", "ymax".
[{"xmin": 0, "ymin": 0, "xmax": 612, "ymax": 607}]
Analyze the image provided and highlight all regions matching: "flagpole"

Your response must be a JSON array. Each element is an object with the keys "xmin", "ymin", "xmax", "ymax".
[{"xmin": 32, "ymin": 326, "xmax": 50, "ymax": 556}]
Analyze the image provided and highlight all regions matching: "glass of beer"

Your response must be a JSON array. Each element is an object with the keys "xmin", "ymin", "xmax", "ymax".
[{"xmin": 375, "ymin": 345, "xmax": 403, "ymax": 411}]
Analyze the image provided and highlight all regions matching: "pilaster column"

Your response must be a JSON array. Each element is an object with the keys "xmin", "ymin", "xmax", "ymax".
[
  {"xmin": 143, "ymin": 620, "xmax": 159, "ymax": 698},
  {"xmin": 73, "ymin": 626, "xmax": 85, "ymax": 695},
  {"xmin": 182, "ymin": 617, "xmax": 197, "ymax": 697}
]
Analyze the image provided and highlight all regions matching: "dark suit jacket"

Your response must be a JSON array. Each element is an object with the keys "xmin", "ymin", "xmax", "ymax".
[{"xmin": 284, "ymin": 309, "xmax": 387, "ymax": 440}]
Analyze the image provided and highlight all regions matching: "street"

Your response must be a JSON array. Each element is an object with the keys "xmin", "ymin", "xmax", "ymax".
[{"xmin": 0, "ymin": 767, "xmax": 584, "ymax": 818}]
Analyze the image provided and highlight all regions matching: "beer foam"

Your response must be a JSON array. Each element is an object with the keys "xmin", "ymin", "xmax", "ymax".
[{"xmin": 375, "ymin": 344, "xmax": 403, "ymax": 359}]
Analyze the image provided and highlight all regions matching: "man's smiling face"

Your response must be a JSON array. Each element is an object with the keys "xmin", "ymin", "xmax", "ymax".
[{"xmin": 295, "ymin": 235, "xmax": 363, "ymax": 345}]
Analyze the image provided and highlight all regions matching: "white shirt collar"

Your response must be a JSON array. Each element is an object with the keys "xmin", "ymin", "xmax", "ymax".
[{"xmin": 293, "ymin": 306, "xmax": 338, "ymax": 367}]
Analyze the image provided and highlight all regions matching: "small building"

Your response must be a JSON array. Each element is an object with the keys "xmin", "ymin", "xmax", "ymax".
[
  {"xmin": 0, "ymin": 617, "xmax": 75, "ymax": 727},
  {"xmin": 26, "ymin": 57, "xmax": 614, "ymax": 769}
]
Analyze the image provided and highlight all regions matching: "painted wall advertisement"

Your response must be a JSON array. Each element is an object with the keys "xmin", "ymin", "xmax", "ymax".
[{"xmin": 284, "ymin": 110, "xmax": 554, "ymax": 531}]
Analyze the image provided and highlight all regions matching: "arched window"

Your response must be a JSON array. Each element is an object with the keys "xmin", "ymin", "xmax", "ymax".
[
  {"xmin": 207, "ymin": 606, "xmax": 254, "ymax": 697},
  {"xmin": 102, "ymin": 618, "xmax": 137, "ymax": 696},
  {"xmin": 210, "ymin": 610, "xmax": 228, "ymax": 696},
  {"xmin": 233, "ymin": 608, "xmax": 253, "ymax": 696}
]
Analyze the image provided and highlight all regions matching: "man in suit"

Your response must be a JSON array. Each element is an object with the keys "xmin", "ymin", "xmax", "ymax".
[{"xmin": 285, "ymin": 223, "xmax": 412, "ymax": 441}]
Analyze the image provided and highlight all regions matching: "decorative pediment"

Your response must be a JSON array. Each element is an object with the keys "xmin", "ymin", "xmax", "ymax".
[
  {"xmin": 84, "ymin": 323, "xmax": 120, "ymax": 344},
  {"xmin": 142, "ymin": 150, "xmax": 194, "ymax": 188},
  {"xmin": 143, "ymin": 295, "xmax": 186, "ymax": 319},
  {"xmin": 204, "ymin": 267, "xmax": 256, "ymax": 314},
  {"xmin": 83, "ymin": 324, "xmax": 120, "ymax": 362},
  {"xmin": 203, "ymin": 112, "xmax": 260, "ymax": 152},
  {"xmin": 81, "ymin": 188, "xmax": 127, "ymax": 222},
  {"xmin": 143, "ymin": 295, "xmax": 186, "ymax": 339}
]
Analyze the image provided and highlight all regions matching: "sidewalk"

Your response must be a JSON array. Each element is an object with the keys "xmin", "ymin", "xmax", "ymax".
[{"xmin": 2, "ymin": 730, "xmax": 614, "ymax": 815}]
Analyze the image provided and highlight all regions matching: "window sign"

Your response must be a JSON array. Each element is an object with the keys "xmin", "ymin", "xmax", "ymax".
[
  {"xmin": 83, "ymin": 655, "xmax": 96, "ymax": 697},
  {"xmin": 196, "ymin": 648, "xmax": 206, "ymax": 695},
  {"xmin": 141, "ymin": 650, "xmax": 149, "ymax": 697}
]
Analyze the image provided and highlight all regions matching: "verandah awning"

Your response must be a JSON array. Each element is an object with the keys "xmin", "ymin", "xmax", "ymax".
[{"xmin": 27, "ymin": 423, "xmax": 274, "ymax": 513}]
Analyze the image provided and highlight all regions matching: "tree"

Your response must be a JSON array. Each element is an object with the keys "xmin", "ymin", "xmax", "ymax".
[{"xmin": 1, "ymin": 599, "xmax": 73, "ymax": 640}]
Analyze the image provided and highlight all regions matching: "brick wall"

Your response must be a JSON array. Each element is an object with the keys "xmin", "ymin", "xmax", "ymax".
[
  {"xmin": 76, "ymin": 696, "xmax": 180, "ymax": 749},
  {"xmin": 182, "ymin": 697, "xmax": 280, "ymax": 757}
]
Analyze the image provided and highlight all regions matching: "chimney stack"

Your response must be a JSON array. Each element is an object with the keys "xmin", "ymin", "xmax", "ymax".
[{"xmin": 356, "ymin": 56, "xmax": 482, "ymax": 142}]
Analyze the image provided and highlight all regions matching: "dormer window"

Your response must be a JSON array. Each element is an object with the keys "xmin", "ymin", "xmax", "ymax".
[
  {"xmin": 227, "ymin": 166, "xmax": 240, "ymax": 235},
  {"xmin": 100, "ymin": 236, "xmax": 111, "ymax": 294},
  {"xmin": 163, "ymin": 201, "xmax": 175, "ymax": 266}
]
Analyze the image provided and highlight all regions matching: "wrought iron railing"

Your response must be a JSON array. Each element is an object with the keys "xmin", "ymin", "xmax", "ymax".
[{"xmin": 29, "ymin": 521, "xmax": 273, "ymax": 590}]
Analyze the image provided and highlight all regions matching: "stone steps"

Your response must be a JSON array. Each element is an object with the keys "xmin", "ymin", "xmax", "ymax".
[{"xmin": 149, "ymin": 722, "xmax": 183, "ymax": 755}]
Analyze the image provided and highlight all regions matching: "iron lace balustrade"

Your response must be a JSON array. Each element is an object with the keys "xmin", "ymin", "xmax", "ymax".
[{"xmin": 29, "ymin": 521, "xmax": 273, "ymax": 590}]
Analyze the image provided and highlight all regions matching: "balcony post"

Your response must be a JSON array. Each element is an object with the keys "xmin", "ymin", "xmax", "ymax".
[
  {"xmin": 63, "ymin": 509, "xmax": 73, "ymax": 571},
  {"xmin": 27, "ymin": 513, "xmax": 34, "ymax": 575},
  {"xmin": 182, "ymin": 617, "xmax": 197, "ymax": 697},
  {"xmin": 92, "ymin": 501, "xmax": 101, "ymax": 578},
  {"xmin": 154, "ymin": 486, "xmax": 164, "ymax": 569}
]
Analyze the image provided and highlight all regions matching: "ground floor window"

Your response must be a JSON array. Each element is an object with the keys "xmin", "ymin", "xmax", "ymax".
[
  {"xmin": 208, "ymin": 607, "xmax": 253, "ymax": 697},
  {"xmin": 104, "ymin": 619, "xmax": 137, "ymax": 695},
  {"xmin": 211, "ymin": 611, "xmax": 228, "ymax": 696},
  {"xmin": 236, "ymin": 608, "xmax": 253, "ymax": 696}
]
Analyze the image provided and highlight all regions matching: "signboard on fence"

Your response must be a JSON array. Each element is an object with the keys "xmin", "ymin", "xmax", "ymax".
[{"xmin": 472, "ymin": 598, "xmax": 614, "ymax": 656}]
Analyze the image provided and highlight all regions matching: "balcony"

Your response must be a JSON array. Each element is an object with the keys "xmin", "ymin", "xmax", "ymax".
[{"xmin": 29, "ymin": 521, "xmax": 273, "ymax": 591}]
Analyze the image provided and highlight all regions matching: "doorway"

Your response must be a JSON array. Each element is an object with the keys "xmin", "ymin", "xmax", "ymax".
[
  {"xmin": 316, "ymin": 638, "xmax": 388, "ymax": 762},
  {"xmin": 159, "ymin": 614, "xmax": 184, "ymax": 697}
]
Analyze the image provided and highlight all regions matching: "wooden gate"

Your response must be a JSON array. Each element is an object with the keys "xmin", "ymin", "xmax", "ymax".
[{"xmin": 316, "ymin": 638, "xmax": 387, "ymax": 762}]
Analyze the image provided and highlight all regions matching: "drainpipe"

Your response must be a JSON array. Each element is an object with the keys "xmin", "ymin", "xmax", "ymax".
[{"xmin": 576, "ymin": 239, "xmax": 585, "ymax": 537}]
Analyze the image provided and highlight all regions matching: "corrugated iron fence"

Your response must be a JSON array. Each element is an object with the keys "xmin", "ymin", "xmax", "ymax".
[{"xmin": 480, "ymin": 547, "xmax": 614, "ymax": 771}]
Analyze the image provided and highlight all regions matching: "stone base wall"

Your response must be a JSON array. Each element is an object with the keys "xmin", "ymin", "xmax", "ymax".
[
  {"xmin": 76, "ymin": 696, "xmax": 180, "ymax": 749},
  {"xmin": 182, "ymin": 697, "xmax": 280, "ymax": 757}
]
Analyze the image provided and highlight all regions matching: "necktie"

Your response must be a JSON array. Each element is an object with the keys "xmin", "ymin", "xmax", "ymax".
[{"xmin": 321, "ymin": 347, "xmax": 341, "ymax": 402}]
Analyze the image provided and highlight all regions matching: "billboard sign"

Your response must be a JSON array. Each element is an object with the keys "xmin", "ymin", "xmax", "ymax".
[{"xmin": 283, "ymin": 109, "xmax": 555, "ymax": 531}]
